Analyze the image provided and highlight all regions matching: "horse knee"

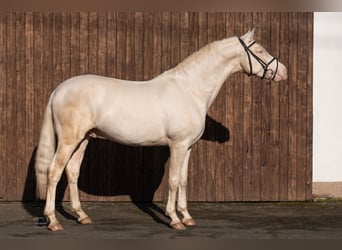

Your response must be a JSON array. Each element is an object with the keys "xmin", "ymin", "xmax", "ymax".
[
  {"xmin": 169, "ymin": 177, "xmax": 179, "ymax": 191},
  {"xmin": 179, "ymin": 178, "xmax": 187, "ymax": 188},
  {"xmin": 48, "ymin": 170, "xmax": 62, "ymax": 185},
  {"xmin": 66, "ymin": 169, "xmax": 79, "ymax": 184}
]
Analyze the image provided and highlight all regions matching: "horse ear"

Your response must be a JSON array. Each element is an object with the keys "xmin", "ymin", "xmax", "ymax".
[
  {"xmin": 249, "ymin": 28, "xmax": 255, "ymax": 39},
  {"xmin": 241, "ymin": 28, "xmax": 255, "ymax": 43}
]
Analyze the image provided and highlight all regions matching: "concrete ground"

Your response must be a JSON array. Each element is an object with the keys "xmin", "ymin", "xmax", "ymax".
[{"xmin": 1, "ymin": 200, "xmax": 342, "ymax": 239}]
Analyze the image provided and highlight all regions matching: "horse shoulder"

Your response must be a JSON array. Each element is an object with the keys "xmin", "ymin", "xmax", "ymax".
[{"xmin": 159, "ymin": 91, "xmax": 206, "ymax": 143}]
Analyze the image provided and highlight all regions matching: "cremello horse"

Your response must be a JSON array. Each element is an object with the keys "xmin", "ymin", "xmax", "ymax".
[{"xmin": 35, "ymin": 29, "xmax": 287, "ymax": 231}]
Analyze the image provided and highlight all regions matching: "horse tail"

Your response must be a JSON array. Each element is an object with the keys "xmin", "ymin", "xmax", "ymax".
[{"xmin": 35, "ymin": 95, "xmax": 56, "ymax": 200}]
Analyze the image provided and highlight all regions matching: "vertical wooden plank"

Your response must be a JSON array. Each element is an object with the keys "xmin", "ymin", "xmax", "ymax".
[
  {"xmin": 143, "ymin": 12, "xmax": 153, "ymax": 80},
  {"xmin": 169, "ymin": 11, "xmax": 181, "ymax": 199},
  {"xmin": 116, "ymin": 12, "xmax": 128, "ymax": 201},
  {"xmin": 6, "ymin": 12, "xmax": 18, "ymax": 200},
  {"xmin": 128, "ymin": 12, "xmax": 145, "ymax": 202},
  {"xmin": 246, "ymin": 12, "xmax": 262, "ymax": 201},
  {"xmin": 93, "ymin": 12, "xmax": 107, "ymax": 201},
  {"xmin": 125, "ymin": 12, "xmax": 136, "ymax": 201},
  {"xmin": 151, "ymin": 13, "xmax": 163, "ymax": 201},
  {"xmin": 214, "ymin": 12, "xmax": 226, "ymax": 202},
  {"xmin": 79, "ymin": 12, "xmax": 89, "ymax": 75},
  {"xmin": 95, "ymin": 12, "xmax": 108, "ymax": 202},
  {"xmin": 288, "ymin": 12, "xmax": 298, "ymax": 201},
  {"xmin": 89, "ymin": 12, "xmax": 106, "ymax": 202},
  {"xmin": 224, "ymin": 12, "xmax": 235, "ymax": 201},
  {"xmin": 43, "ymin": 12, "xmax": 54, "ymax": 117},
  {"xmin": 260, "ymin": 13, "xmax": 273, "ymax": 201},
  {"xmin": 158, "ymin": 11, "xmax": 171, "ymax": 201},
  {"xmin": 16, "ymin": 12, "xmax": 27, "ymax": 200},
  {"xmin": 306, "ymin": 13, "xmax": 313, "ymax": 200},
  {"xmin": 206, "ymin": 12, "xmax": 216, "ymax": 202},
  {"xmin": 62, "ymin": 12, "xmax": 71, "ymax": 81},
  {"xmin": 78, "ymin": 12, "xmax": 90, "ymax": 201},
  {"xmin": 41, "ymin": 16, "xmax": 54, "ymax": 213},
  {"xmin": 180, "ymin": 12, "xmax": 189, "ymax": 63},
  {"xmin": 279, "ymin": 12, "xmax": 290, "ymax": 201},
  {"xmin": 241, "ymin": 12, "xmax": 254, "ymax": 201},
  {"xmin": 70, "ymin": 12, "xmax": 80, "ymax": 77},
  {"xmin": 179, "ymin": 12, "xmax": 191, "ymax": 200},
  {"xmin": 269, "ymin": 12, "xmax": 281, "ymax": 201},
  {"xmin": 102, "ymin": 12, "xmax": 117, "ymax": 202},
  {"xmin": 170, "ymin": 12, "xmax": 181, "ymax": 70},
  {"xmin": 187, "ymin": 12, "xmax": 199, "ymax": 201},
  {"xmin": 51, "ymin": 12, "xmax": 66, "ymax": 200},
  {"xmin": 107, "ymin": 12, "xmax": 117, "ymax": 78},
  {"xmin": 231, "ymin": 12, "xmax": 244, "ymax": 201},
  {"xmin": 197, "ymin": 12, "xmax": 207, "ymax": 201},
  {"xmin": 0, "ymin": 13, "xmax": 6, "ymax": 200},
  {"xmin": 296, "ymin": 12, "xmax": 308, "ymax": 201},
  {"xmin": 117, "ymin": 12, "xmax": 127, "ymax": 80},
  {"xmin": 108, "ymin": 12, "xmax": 125, "ymax": 202},
  {"xmin": 52, "ymin": 13, "xmax": 62, "ymax": 89},
  {"xmin": 125, "ymin": 12, "xmax": 135, "ymax": 80},
  {"xmin": 98, "ymin": 12, "xmax": 107, "ymax": 76},
  {"xmin": 24, "ymin": 12, "xmax": 34, "ymax": 201},
  {"xmin": 160, "ymin": 12, "xmax": 171, "ymax": 74},
  {"xmin": 132, "ymin": 12, "xmax": 144, "ymax": 201},
  {"xmin": 88, "ymin": 12, "xmax": 98, "ymax": 75},
  {"xmin": 134, "ymin": 12, "xmax": 143, "ymax": 81},
  {"xmin": 141, "ymin": 12, "xmax": 154, "ymax": 202}
]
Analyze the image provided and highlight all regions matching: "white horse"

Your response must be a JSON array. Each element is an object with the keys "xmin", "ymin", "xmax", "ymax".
[{"xmin": 35, "ymin": 29, "xmax": 287, "ymax": 231}]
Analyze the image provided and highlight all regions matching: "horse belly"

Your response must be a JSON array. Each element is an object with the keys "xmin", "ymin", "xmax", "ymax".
[{"xmin": 95, "ymin": 111, "xmax": 168, "ymax": 146}]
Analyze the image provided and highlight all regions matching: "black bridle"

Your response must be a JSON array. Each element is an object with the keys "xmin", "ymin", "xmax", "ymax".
[{"xmin": 238, "ymin": 37, "xmax": 278, "ymax": 80}]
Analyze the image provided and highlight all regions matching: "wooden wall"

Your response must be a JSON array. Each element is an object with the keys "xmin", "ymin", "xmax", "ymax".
[{"xmin": 0, "ymin": 12, "xmax": 313, "ymax": 202}]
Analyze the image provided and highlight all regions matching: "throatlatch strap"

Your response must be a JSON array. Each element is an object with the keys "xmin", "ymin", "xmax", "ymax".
[{"xmin": 238, "ymin": 38, "xmax": 254, "ymax": 76}]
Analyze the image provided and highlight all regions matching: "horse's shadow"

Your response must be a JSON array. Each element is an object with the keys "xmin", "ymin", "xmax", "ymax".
[{"xmin": 22, "ymin": 115, "xmax": 230, "ymax": 226}]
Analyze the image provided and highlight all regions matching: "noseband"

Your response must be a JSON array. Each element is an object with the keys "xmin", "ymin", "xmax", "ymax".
[{"xmin": 238, "ymin": 37, "xmax": 278, "ymax": 80}]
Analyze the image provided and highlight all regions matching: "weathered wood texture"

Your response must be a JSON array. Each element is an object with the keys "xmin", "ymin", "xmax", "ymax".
[{"xmin": 0, "ymin": 12, "xmax": 313, "ymax": 202}]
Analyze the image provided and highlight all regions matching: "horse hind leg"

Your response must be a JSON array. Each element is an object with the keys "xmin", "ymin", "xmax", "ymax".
[
  {"xmin": 44, "ymin": 140, "xmax": 80, "ymax": 231},
  {"xmin": 65, "ymin": 138, "xmax": 92, "ymax": 225}
]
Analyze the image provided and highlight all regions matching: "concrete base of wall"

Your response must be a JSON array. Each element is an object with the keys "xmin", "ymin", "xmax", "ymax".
[{"xmin": 313, "ymin": 182, "xmax": 342, "ymax": 199}]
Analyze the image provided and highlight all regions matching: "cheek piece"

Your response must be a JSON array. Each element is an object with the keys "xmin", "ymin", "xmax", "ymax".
[{"xmin": 238, "ymin": 37, "xmax": 279, "ymax": 80}]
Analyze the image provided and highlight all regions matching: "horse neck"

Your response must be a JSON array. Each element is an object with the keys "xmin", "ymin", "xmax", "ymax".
[{"xmin": 166, "ymin": 37, "xmax": 242, "ymax": 112}]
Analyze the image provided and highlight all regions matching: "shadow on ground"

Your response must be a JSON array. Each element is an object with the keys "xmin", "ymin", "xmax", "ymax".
[{"xmin": 21, "ymin": 115, "xmax": 229, "ymax": 227}]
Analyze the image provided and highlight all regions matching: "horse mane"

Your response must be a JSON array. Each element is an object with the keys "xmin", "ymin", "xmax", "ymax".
[{"xmin": 161, "ymin": 36, "xmax": 237, "ymax": 78}]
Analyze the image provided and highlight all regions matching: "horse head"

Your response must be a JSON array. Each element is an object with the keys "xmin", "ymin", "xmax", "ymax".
[{"xmin": 238, "ymin": 29, "xmax": 287, "ymax": 82}]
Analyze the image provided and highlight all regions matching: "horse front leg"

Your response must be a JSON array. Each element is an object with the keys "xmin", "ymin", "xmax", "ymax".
[
  {"xmin": 165, "ymin": 143, "xmax": 188, "ymax": 230},
  {"xmin": 65, "ymin": 139, "xmax": 92, "ymax": 225},
  {"xmin": 177, "ymin": 148, "xmax": 196, "ymax": 226}
]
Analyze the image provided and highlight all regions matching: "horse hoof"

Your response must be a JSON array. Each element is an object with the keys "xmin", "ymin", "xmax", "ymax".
[
  {"xmin": 78, "ymin": 217, "xmax": 92, "ymax": 225},
  {"xmin": 48, "ymin": 222, "xmax": 64, "ymax": 231},
  {"xmin": 171, "ymin": 222, "xmax": 186, "ymax": 230},
  {"xmin": 183, "ymin": 218, "xmax": 197, "ymax": 226}
]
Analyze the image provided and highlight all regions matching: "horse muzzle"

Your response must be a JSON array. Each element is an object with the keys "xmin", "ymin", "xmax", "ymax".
[{"xmin": 272, "ymin": 63, "xmax": 287, "ymax": 82}]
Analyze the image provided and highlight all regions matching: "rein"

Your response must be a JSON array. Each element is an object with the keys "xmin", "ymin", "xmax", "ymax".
[{"xmin": 238, "ymin": 37, "xmax": 278, "ymax": 80}]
